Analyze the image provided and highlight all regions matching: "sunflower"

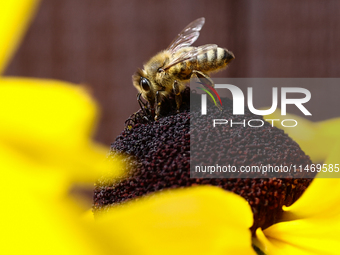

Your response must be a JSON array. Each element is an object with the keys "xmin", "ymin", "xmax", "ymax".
[
  {"xmin": 95, "ymin": 89, "xmax": 340, "ymax": 254},
  {"xmin": 2, "ymin": 1, "xmax": 340, "ymax": 255}
]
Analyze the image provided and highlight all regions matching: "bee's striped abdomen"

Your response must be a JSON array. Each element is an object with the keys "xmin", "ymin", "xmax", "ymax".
[
  {"xmin": 170, "ymin": 46, "xmax": 234, "ymax": 81},
  {"xmin": 196, "ymin": 47, "xmax": 235, "ymax": 73}
]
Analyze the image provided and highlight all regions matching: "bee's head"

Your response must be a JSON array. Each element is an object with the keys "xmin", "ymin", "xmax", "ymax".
[{"xmin": 132, "ymin": 69, "xmax": 155, "ymax": 108}]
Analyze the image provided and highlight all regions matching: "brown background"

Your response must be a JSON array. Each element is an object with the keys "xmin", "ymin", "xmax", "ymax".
[{"xmin": 5, "ymin": 0, "xmax": 340, "ymax": 145}]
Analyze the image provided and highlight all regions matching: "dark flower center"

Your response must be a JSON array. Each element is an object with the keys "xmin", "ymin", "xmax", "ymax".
[{"xmin": 94, "ymin": 88, "xmax": 313, "ymax": 233}]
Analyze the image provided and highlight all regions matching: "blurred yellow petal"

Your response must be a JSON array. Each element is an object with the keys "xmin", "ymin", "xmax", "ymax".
[
  {"xmin": 0, "ymin": 0, "xmax": 40, "ymax": 74},
  {"xmin": 255, "ymin": 217, "xmax": 340, "ymax": 255},
  {"xmin": 95, "ymin": 186, "xmax": 256, "ymax": 255},
  {"xmin": 319, "ymin": 137, "xmax": 340, "ymax": 177},
  {"xmin": 0, "ymin": 79, "xmax": 124, "ymax": 254},
  {"xmin": 0, "ymin": 142, "xmax": 67, "ymax": 197},
  {"xmin": 0, "ymin": 78, "xmax": 124, "ymax": 184},
  {"xmin": 265, "ymin": 110, "xmax": 340, "ymax": 162},
  {"xmin": 0, "ymin": 182, "xmax": 108, "ymax": 255},
  {"xmin": 1, "ymin": 119, "xmax": 108, "ymax": 255},
  {"xmin": 0, "ymin": 78, "xmax": 97, "ymax": 148}
]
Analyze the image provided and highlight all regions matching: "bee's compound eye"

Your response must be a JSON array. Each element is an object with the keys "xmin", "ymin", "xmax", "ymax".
[{"xmin": 140, "ymin": 77, "xmax": 151, "ymax": 92}]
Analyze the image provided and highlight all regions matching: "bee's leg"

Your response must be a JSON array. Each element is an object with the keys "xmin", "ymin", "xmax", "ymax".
[
  {"xmin": 137, "ymin": 93, "xmax": 148, "ymax": 115},
  {"xmin": 124, "ymin": 117, "xmax": 134, "ymax": 128},
  {"xmin": 155, "ymin": 91, "xmax": 162, "ymax": 121},
  {"xmin": 137, "ymin": 93, "xmax": 151, "ymax": 121},
  {"xmin": 173, "ymin": 80, "xmax": 182, "ymax": 113},
  {"xmin": 125, "ymin": 111, "xmax": 141, "ymax": 128},
  {"xmin": 192, "ymin": 70, "xmax": 223, "ymax": 111}
]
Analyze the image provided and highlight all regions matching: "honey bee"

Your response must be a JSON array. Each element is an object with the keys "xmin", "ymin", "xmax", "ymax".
[{"xmin": 132, "ymin": 17, "xmax": 235, "ymax": 120}]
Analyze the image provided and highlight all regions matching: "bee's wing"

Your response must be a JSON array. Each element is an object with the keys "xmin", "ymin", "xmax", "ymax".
[
  {"xmin": 167, "ymin": 17, "xmax": 205, "ymax": 54},
  {"xmin": 163, "ymin": 44, "xmax": 217, "ymax": 70}
]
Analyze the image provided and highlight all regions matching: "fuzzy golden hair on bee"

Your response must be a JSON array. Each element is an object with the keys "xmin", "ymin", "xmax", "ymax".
[{"xmin": 132, "ymin": 17, "xmax": 235, "ymax": 120}]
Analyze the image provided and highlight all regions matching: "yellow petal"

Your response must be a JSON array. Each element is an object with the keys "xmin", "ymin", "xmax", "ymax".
[
  {"xmin": 315, "ymin": 135, "xmax": 340, "ymax": 178},
  {"xmin": 0, "ymin": 181, "xmax": 105, "ymax": 255},
  {"xmin": 95, "ymin": 186, "xmax": 256, "ymax": 255},
  {"xmin": 0, "ymin": 78, "xmax": 123, "ymax": 254},
  {"xmin": 0, "ymin": 0, "xmax": 40, "ymax": 74},
  {"xmin": 264, "ymin": 110, "xmax": 340, "ymax": 162},
  {"xmin": 254, "ymin": 141, "xmax": 340, "ymax": 255},
  {"xmin": 281, "ymin": 139, "xmax": 340, "ymax": 220},
  {"xmin": 255, "ymin": 217, "xmax": 340, "ymax": 255},
  {"xmin": 1, "ymin": 134, "xmax": 103, "ymax": 255},
  {"xmin": 0, "ymin": 78, "xmax": 123, "ymax": 184},
  {"xmin": 281, "ymin": 179, "xmax": 340, "ymax": 221}
]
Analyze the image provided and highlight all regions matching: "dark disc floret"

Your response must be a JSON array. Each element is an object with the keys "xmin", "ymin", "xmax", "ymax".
[{"xmin": 94, "ymin": 88, "xmax": 314, "ymax": 232}]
